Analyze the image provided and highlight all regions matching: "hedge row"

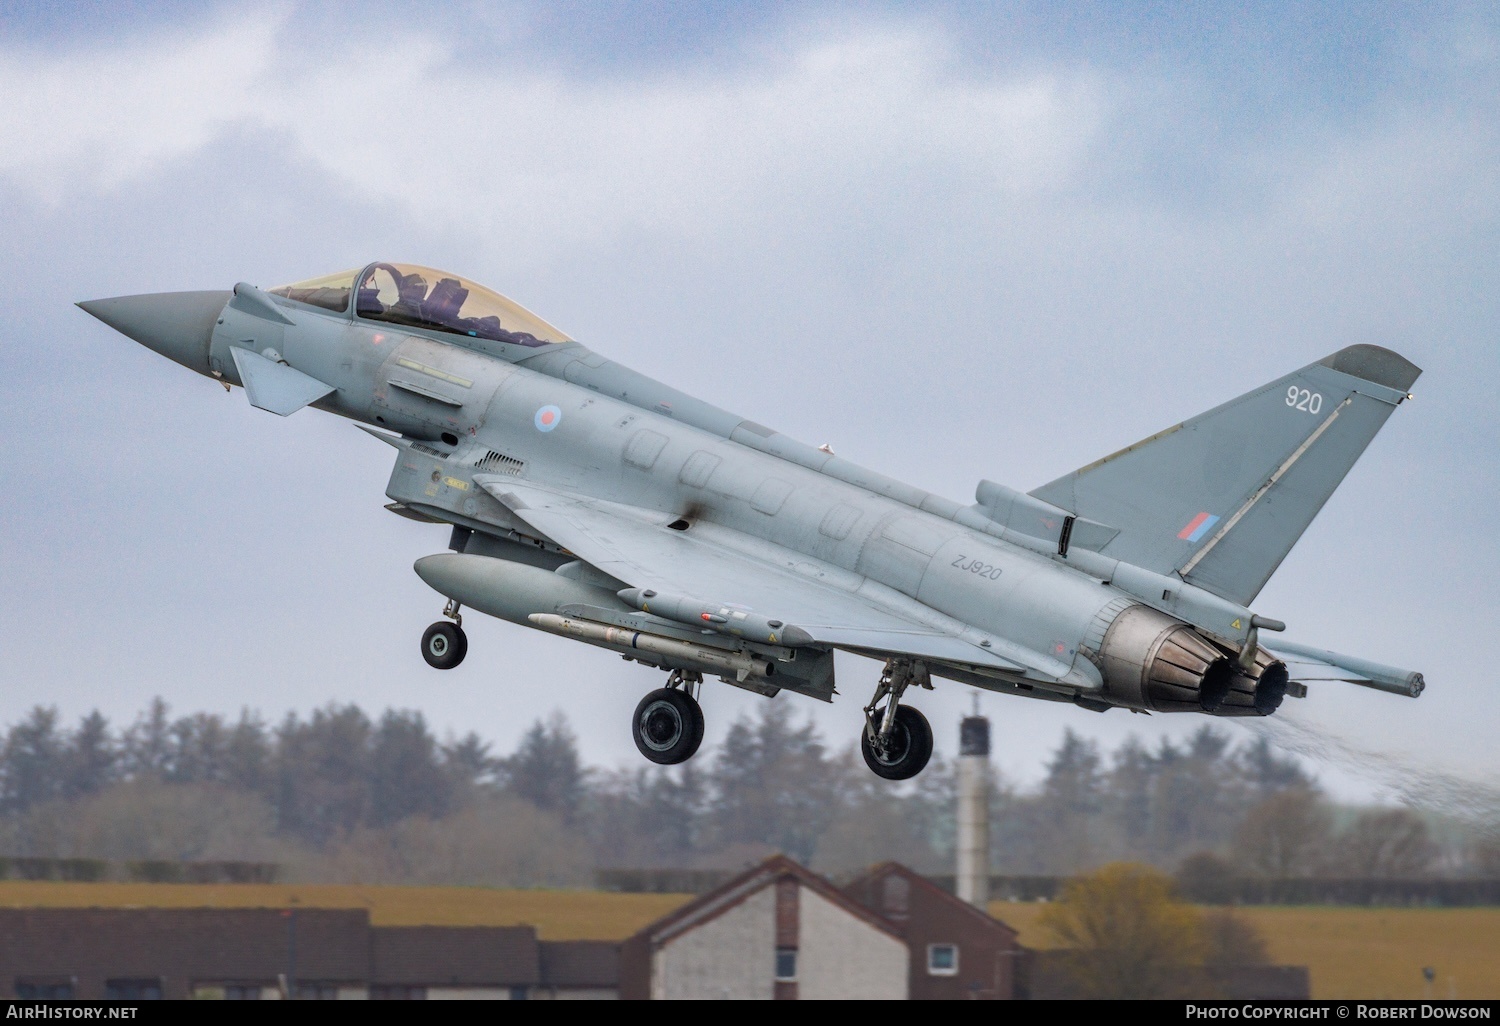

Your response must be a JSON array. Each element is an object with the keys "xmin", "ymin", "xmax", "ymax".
[{"xmin": 0, "ymin": 858, "xmax": 279, "ymax": 883}]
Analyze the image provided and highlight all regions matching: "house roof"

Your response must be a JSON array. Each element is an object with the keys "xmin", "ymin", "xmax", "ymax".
[
  {"xmin": 539, "ymin": 940, "xmax": 620, "ymax": 988},
  {"xmin": 0, "ymin": 908, "xmax": 372, "ymax": 982},
  {"xmin": 630, "ymin": 855, "xmax": 905, "ymax": 948},
  {"xmin": 843, "ymin": 863, "xmax": 1019, "ymax": 940},
  {"xmin": 369, "ymin": 926, "xmax": 540, "ymax": 986}
]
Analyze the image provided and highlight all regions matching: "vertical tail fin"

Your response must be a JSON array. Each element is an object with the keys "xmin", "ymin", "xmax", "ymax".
[{"xmin": 1030, "ymin": 345, "xmax": 1421, "ymax": 605}]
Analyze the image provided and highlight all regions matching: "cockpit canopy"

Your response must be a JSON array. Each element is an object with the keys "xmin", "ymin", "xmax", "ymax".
[{"xmin": 269, "ymin": 263, "xmax": 571, "ymax": 347}]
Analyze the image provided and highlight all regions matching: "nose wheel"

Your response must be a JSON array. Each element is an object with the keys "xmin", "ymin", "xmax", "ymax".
[
  {"xmin": 421, "ymin": 600, "xmax": 468, "ymax": 670},
  {"xmin": 632, "ymin": 672, "xmax": 705, "ymax": 765}
]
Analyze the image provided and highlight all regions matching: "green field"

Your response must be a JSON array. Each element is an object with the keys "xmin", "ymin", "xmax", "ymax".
[
  {"xmin": 989, "ymin": 901, "xmax": 1500, "ymax": 1000},
  {"xmin": 3, "ymin": 882, "xmax": 1495, "ymax": 997}
]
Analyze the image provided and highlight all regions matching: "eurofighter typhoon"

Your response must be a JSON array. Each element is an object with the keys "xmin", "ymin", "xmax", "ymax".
[{"xmin": 79, "ymin": 265, "xmax": 1426, "ymax": 779}]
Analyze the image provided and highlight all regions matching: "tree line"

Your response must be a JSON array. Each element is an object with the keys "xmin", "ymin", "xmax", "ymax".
[
  {"xmin": 999, "ymin": 726, "xmax": 1497, "ymax": 880},
  {"xmin": 0, "ymin": 699, "xmax": 1494, "ymax": 886}
]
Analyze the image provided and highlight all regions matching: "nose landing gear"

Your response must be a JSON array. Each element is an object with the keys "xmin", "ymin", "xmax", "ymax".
[
  {"xmin": 632, "ymin": 670, "xmax": 705, "ymax": 765},
  {"xmin": 861, "ymin": 658, "xmax": 934, "ymax": 780},
  {"xmin": 421, "ymin": 599, "xmax": 468, "ymax": 670}
]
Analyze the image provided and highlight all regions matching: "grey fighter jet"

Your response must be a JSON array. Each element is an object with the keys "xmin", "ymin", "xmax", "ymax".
[{"xmin": 79, "ymin": 264, "xmax": 1427, "ymax": 779}]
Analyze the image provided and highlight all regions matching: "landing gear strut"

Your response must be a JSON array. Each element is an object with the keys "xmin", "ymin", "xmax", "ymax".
[
  {"xmin": 632, "ymin": 670, "xmax": 705, "ymax": 765},
  {"xmin": 421, "ymin": 599, "xmax": 468, "ymax": 670},
  {"xmin": 861, "ymin": 658, "xmax": 934, "ymax": 780}
]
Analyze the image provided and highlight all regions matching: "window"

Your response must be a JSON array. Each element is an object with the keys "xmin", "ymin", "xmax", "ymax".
[
  {"xmin": 355, "ymin": 263, "xmax": 570, "ymax": 347},
  {"xmin": 927, "ymin": 944, "xmax": 959, "ymax": 976},
  {"xmin": 775, "ymin": 947, "xmax": 798, "ymax": 982},
  {"xmin": 293, "ymin": 983, "xmax": 339, "ymax": 1000},
  {"xmin": 16, "ymin": 980, "xmax": 74, "ymax": 1000},
  {"xmin": 370, "ymin": 985, "xmax": 427, "ymax": 1000},
  {"xmin": 105, "ymin": 978, "xmax": 163, "ymax": 1000},
  {"xmin": 268, "ymin": 268, "xmax": 360, "ymax": 313}
]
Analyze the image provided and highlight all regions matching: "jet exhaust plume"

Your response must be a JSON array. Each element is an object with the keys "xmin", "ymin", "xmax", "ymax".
[{"xmin": 1249, "ymin": 717, "xmax": 1500, "ymax": 833}]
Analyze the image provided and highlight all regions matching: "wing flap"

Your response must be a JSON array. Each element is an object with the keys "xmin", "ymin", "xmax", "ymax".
[{"xmin": 793, "ymin": 625, "xmax": 1025, "ymax": 670}]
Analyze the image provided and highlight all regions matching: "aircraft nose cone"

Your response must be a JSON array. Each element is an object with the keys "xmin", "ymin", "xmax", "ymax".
[{"xmin": 77, "ymin": 290, "xmax": 231, "ymax": 375}]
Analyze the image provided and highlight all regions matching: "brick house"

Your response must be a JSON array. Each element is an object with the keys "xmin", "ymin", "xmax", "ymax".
[
  {"xmin": 0, "ymin": 909, "xmax": 607, "ymax": 999},
  {"xmin": 843, "ymin": 862, "xmax": 1023, "ymax": 999},
  {"xmin": 619, "ymin": 856, "xmax": 909, "ymax": 1000}
]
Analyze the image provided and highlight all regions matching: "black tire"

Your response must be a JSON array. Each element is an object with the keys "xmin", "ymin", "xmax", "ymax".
[
  {"xmin": 861, "ymin": 704, "xmax": 933, "ymax": 780},
  {"xmin": 682, "ymin": 695, "xmax": 706, "ymax": 761},
  {"xmin": 632, "ymin": 688, "xmax": 704, "ymax": 765},
  {"xmin": 421, "ymin": 621, "xmax": 467, "ymax": 670}
]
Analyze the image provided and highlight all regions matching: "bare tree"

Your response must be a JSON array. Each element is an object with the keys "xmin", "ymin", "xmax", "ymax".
[
  {"xmin": 1233, "ymin": 788, "xmax": 1333, "ymax": 877},
  {"xmin": 1174, "ymin": 850, "xmax": 1238, "ymax": 905},
  {"xmin": 309, "ymin": 796, "xmax": 590, "ymax": 888},
  {"xmin": 23, "ymin": 779, "xmax": 281, "ymax": 862},
  {"xmin": 1333, "ymin": 808, "xmax": 1438, "ymax": 877}
]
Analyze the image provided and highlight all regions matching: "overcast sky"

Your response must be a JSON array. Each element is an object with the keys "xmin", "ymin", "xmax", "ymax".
[{"xmin": 1, "ymin": 2, "xmax": 1496, "ymax": 810}]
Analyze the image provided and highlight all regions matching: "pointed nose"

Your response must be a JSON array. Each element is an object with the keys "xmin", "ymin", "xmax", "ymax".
[{"xmin": 77, "ymin": 290, "xmax": 231, "ymax": 375}]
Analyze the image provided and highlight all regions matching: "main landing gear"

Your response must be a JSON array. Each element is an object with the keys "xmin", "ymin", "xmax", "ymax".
[
  {"xmin": 861, "ymin": 658, "xmax": 934, "ymax": 780},
  {"xmin": 421, "ymin": 599, "xmax": 468, "ymax": 670},
  {"xmin": 632, "ymin": 670, "xmax": 705, "ymax": 765}
]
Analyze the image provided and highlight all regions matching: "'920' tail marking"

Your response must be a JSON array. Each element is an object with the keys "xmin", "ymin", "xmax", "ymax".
[{"xmin": 1287, "ymin": 385, "xmax": 1323, "ymax": 413}]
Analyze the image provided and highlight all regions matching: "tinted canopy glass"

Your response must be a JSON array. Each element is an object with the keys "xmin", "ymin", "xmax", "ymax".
[
  {"xmin": 355, "ymin": 263, "xmax": 570, "ymax": 347},
  {"xmin": 269, "ymin": 268, "xmax": 360, "ymax": 313}
]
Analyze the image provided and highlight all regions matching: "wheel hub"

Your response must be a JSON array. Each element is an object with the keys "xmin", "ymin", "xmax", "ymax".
[
  {"xmin": 870, "ymin": 722, "xmax": 910, "ymax": 765},
  {"xmin": 641, "ymin": 703, "xmax": 682, "ymax": 751}
]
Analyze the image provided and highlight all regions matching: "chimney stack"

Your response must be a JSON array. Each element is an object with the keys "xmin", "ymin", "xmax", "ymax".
[{"xmin": 957, "ymin": 712, "xmax": 990, "ymax": 908}]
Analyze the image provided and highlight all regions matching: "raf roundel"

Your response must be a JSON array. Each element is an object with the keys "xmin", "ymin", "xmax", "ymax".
[{"xmin": 534, "ymin": 405, "xmax": 562, "ymax": 432}]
